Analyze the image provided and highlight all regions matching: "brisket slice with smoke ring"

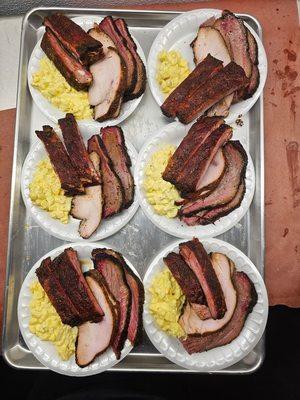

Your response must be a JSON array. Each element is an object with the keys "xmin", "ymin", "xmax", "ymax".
[
  {"xmin": 41, "ymin": 28, "xmax": 93, "ymax": 91},
  {"xmin": 88, "ymin": 135, "xmax": 124, "ymax": 218},
  {"xmin": 174, "ymin": 124, "xmax": 232, "ymax": 193},
  {"xmin": 92, "ymin": 249, "xmax": 132, "ymax": 359},
  {"xmin": 58, "ymin": 113, "xmax": 101, "ymax": 186},
  {"xmin": 179, "ymin": 238, "xmax": 226, "ymax": 320},
  {"xmin": 181, "ymin": 180, "xmax": 246, "ymax": 226},
  {"xmin": 176, "ymin": 61, "xmax": 249, "ymax": 124},
  {"xmin": 214, "ymin": 10, "xmax": 252, "ymax": 79},
  {"xmin": 115, "ymin": 18, "xmax": 147, "ymax": 100},
  {"xmin": 36, "ymin": 257, "xmax": 82, "ymax": 327},
  {"xmin": 181, "ymin": 271, "xmax": 257, "ymax": 354},
  {"xmin": 101, "ymin": 126, "xmax": 135, "ymax": 209},
  {"xmin": 179, "ymin": 140, "xmax": 248, "ymax": 216},
  {"xmin": 43, "ymin": 13, "xmax": 103, "ymax": 66},
  {"xmin": 99, "ymin": 16, "xmax": 137, "ymax": 98},
  {"xmin": 161, "ymin": 55, "xmax": 223, "ymax": 119},
  {"xmin": 162, "ymin": 116, "xmax": 224, "ymax": 185},
  {"xmin": 35, "ymin": 125, "xmax": 84, "ymax": 196}
]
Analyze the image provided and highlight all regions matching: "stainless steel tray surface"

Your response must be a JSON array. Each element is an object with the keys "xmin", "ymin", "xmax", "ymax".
[{"xmin": 3, "ymin": 7, "xmax": 265, "ymax": 374}]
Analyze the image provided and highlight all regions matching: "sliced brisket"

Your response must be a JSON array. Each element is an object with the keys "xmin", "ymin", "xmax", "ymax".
[
  {"xmin": 36, "ymin": 126, "xmax": 84, "ymax": 196},
  {"xmin": 176, "ymin": 61, "xmax": 249, "ymax": 124},
  {"xmin": 88, "ymin": 135, "xmax": 124, "ymax": 218},
  {"xmin": 58, "ymin": 113, "xmax": 101, "ymax": 186},
  {"xmin": 163, "ymin": 252, "xmax": 206, "ymax": 304},
  {"xmin": 41, "ymin": 28, "xmax": 92, "ymax": 91},
  {"xmin": 179, "ymin": 238, "xmax": 226, "ymax": 319},
  {"xmin": 101, "ymin": 126, "xmax": 134, "ymax": 208},
  {"xmin": 179, "ymin": 140, "xmax": 247, "ymax": 216},
  {"xmin": 36, "ymin": 257, "xmax": 82, "ymax": 326},
  {"xmin": 184, "ymin": 181, "xmax": 246, "ymax": 226},
  {"xmin": 99, "ymin": 16, "xmax": 137, "ymax": 98},
  {"xmin": 92, "ymin": 248, "xmax": 132, "ymax": 359},
  {"xmin": 181, "ymin": 271, "xmax": 257, "ymax": 354},
  {"xmin": 214, "ymin": 10, "xmax": 252, "ymax": 78},
  {"xmin": 115, "ymin": 18, "xmax": 146, "ymax": 100},
  {"xmin": 44, "ymin": 13, "xmax": 103, "ymax": 66},
  {"xmin": 161, "ymin": 55, "xmax": 223, "ymax": 119}
]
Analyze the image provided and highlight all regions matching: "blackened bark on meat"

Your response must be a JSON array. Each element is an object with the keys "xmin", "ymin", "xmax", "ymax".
[
  {"xmin": 181, "ymin": 271, "xmax": 257, "ymax": 354},
  {"xmin": 92, "ymin": 248, "xmax": 132, "ymax": 359},
  {"xmin": 36, "ymin": 126, "xmax": 84, "ymax": 196},
  {"xmin": 36, "ymin": 258, "xmax": 82, "ymax": 326},
  {"xmin": 179, "ymin": 238, "xmax": 226, "ymax": 320},
  {"xmin": 41, "ymin": 28, "xmax": 93, "ymax": 91},
  {"xmin": 52, "ymin": 248, "xmax": 104, "ymax": 323},
  {"xmin": 88, "ymin": 135, "xmax": 124, "ymax": 217},
  {"xmin": 177, "ymin": 61, "xmax": 249, "ymax": 124},
  {"xmin": 58, "ymin": 113, "xmax": 101, "ymax": 186},
  {"xmin": 164, "ymin": 252, "xmax": 206, "ymax": 305},
  {"xmin": 101, "ymin": 126, "xmax": 134, "ymax": 208},
  {"xmin": 115, "ymin": 18, "xmax": 147, "ymax": 100},
  {"xmin": 163, "ymin": 116, "xmax": 224, "ymax": 184},
  {"xmin": 161, "ymin": 55, "xmax": 223, "ymax": 119},
  {"xmin": 99, "ymin": 16, "xmax": 137, "ymax": 99},
  {"xmin": 44, "ymin": 13, "xmax": 103, "ymax": 66}
]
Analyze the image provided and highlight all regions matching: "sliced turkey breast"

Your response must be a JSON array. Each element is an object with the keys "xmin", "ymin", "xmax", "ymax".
[
  {"xmin": 89, "ymin": 25, "xmax": 116, "ymax": 52},
  {"xmin": 89, "ymin": 47, "xmax": 126, "ymax": 121},
  {"xmin": 192, "ymin": 26, "xmax": 231, "ymax": 66},
  {"xmin": 70, "ymin": 152, "xmax": 103, "ymax": 239},
  {"xmin": 76, "ymin": 270, "xmax": 119, "ymax": 368},
  {"xmin": 180, "ymin": 253, "xmax": 237, "ymax": 335},
  {"xmin": 197, "ymin": 148, "xmax": 226, "ymax": 192},
  {"xmin": 191, "ymin": 26, "xmax": 233, "ymax": 117}
]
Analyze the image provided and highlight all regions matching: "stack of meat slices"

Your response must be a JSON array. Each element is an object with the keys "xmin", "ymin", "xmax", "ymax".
[
  {"xmin": 162, "ymin": 116, "xmax": 248, "ymax": 226},
  {"xmin": 36, "ymin": 247, "xmax": 144, "ymax": 367},
  {"xmin": 36, "ymin": 113, "xmax": 135, "ymax": 239},
  {"xmin": 161, "ymin": 10, "xmax": 259, "ymax": 123},
  {"xmin": 88, "ymin": 16, "xmax": 146, "ymax": 121},
  {"xmin": 164, "ymin": 238, "xmax": 257, "ymax": 354},
  {"xmin": 40, "ymin": 13, "xmax": 146, "ymax": 122}
]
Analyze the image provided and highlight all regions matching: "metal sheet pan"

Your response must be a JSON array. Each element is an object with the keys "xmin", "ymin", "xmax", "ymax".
[{"xmin": 2, "ymin": 7, "xmax": 265, "ymax": 374}]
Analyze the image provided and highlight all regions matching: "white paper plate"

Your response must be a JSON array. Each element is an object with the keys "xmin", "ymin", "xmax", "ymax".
[
  {"xmin": 135, "ymin": 122, "xmax": 255, "ymax": 239},
  {"xmin": 148, "ymin": 9, "xmax": 267, "ymax": 124},
  {"xmin": 28, "ymin": 16, "xmax": 146, "ymax": 128},
  {"xmin": 143, "ymin": 237, "xmax": 268, "ymax": 372},
  {"xmin": 21, "ymin": 125, "xmax": 139, "ymax": 242},
  {"xmin": 18, "ymin": 242, "xmax": 141, "ymax": 376}
]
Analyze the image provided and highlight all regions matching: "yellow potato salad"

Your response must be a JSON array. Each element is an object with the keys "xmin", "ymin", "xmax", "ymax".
[
  {"xmin": 149, "ymin": 268, "xmax": 186, "ymax": 338},
  {"xmin": 156, "ymin": 50, "xmax": 190, "ymax": 95},
  {"xmin": 29, "ymin": 281, "xmax": 78, "ymax": 361},
  {"xmin": 32, "ymin": 57, "xmax": 92, "ymax": 120},
  {"xmin": 144, "ymin": 145, "xmax": 181, "ymax": 218},
  {"xmin": 29, "ymin": 158, "xmax": 71, "ymax": 224}
]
